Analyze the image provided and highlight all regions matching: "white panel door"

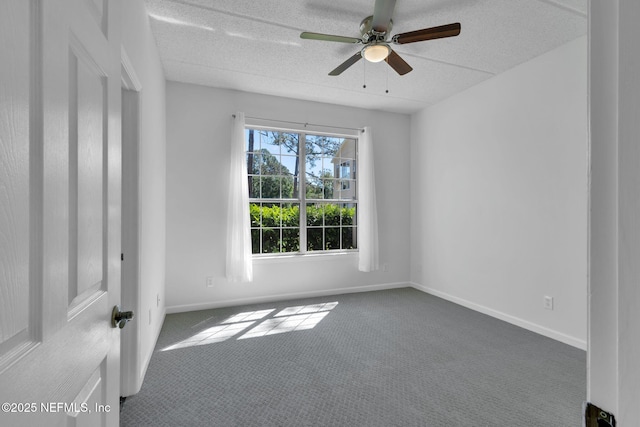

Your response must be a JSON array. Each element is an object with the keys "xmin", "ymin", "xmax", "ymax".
[{"xmin": 0, "ymin": 0, "xmax": 122, "ymax": 426}]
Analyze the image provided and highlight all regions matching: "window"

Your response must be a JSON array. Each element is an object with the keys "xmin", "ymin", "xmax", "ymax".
[{"xmin": 246, "ymin": 127, "xmax": 357, "ymax": 255}]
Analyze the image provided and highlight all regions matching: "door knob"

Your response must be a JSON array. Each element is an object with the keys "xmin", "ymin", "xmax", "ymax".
[{"xmin": 112, "ymin": 305, "xmax": 134, "ymax": 329}]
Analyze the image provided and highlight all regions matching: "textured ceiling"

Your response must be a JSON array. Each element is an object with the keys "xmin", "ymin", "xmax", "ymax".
[{"xmin": 143, "ymin": 0, "xmax": 587, "ymax": 114}]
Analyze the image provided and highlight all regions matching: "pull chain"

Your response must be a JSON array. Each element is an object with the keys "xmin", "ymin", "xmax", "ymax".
[
  {"xmin": 385, "ymin": 64, "xmax": 389, "ymax": 94},
  {"xmin": 362, "ymin": 59, "xmax": 367, "ymax": 89}
]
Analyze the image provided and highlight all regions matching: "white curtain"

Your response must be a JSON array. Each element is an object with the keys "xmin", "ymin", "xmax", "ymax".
[
  {"xmin": 226, "ymin": 112, "xmax": 253, "ymax": 282},
  {"xmin": 358, "ymin": 126, "xmax": 379, "ymax": 272}
]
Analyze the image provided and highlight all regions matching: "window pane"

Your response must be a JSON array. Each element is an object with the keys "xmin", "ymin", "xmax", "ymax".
[
  {"xmin": 280, "ymin": 155, "xmax": 297, "ymax": 176},
  {"xmin": 305, "ymin": 158, "xmax": 322, "ymax": 185},
  {"xmin": 253, "ymin": 153, "xmax": 263, "ymax": 175},
  {"xmin": 305, "ymin": 135, "xmax": 323, "ymax": 157},
  {"xmin": 307, "ymin": 203, "xmax": 323, "ymax": 226},
  {"xmin": 339, "ymin": 139, "xmax": 356, "ymax": 157},
  {"xmin": 259, "ymin": 131, "xmax": 281, "ymax": 156},
  {"xmin": 324, "ymin": 204, "xmax": 340, "ymax": 226},
  {"xmin": 337, "ymin": 180, "xmax": 355, "ymax": 200},
  {"xmin": 282, "ymin": 203, "xmax": 299, "ymax": 227},
  {"xmin": 246, "ymin": 153, "xmax": 260, "ymax": 175},
  {"xmin": 261, "ymin": 203, "xmax": 280, "ymax": 227},
  {"xmin": 282, "ymin": 228, "xmax": 299, "ymax": 252},
  {"xmin": 251, "ymin": 229, "xmax": 261, "ymax": 254},
  {"xmin": 248, "ymin": 176, "xmax": 259, "ymax": 198},
  {"xmin": 281, "ymin": 176, "xmax": 295, "ymax": 199},
  {"xmin": 245, "ymin": 129, "xmax": 257, "ymax": 152},
  {"xmin": 260, "ymin": 177, "xmax": 280, "ymax": 199},
  {"xmin": 342, "ymin": 227, "xmax": 357, "ymax": 249},
  {"xmin": 305, "ymin": 174, "xmax": 323, "ymax": 199},
  {"xmin": 341, "ymin": 204, "xmax": 356, "ymax": 226},
  {"xmin": 249, "ymin": 203, "xmax": 260, "ymax": 227},
  {"xmin": 306, "ymin": 135, "xmax": 334, "ymax": 202},
  {"xmin": 262, "ymin": 228, "xmax": 279, "ymax": 253},
  {"xmin": 259, "ymin": 152, "xmax": 280, "ymax": 175},
  {"xmin": 321, "ymin": 156, "xmax": 335, "ymax": 178},
  {"xmin": 323, "ymin": 179, "xmax": 335, "ymax": 199},
  {"xmin": 325, "ymin": 227, "xmax": 340, "ymax": 250},
  {"xmin": 339, "ymin": 160, "xmax": 351, "ymax": 179},
  {"xmin": 321, "ymin": 137, "xmax": 341, "ymax": 158},
  {"xmin": 272, "ymin": 132, "xmax": 298, "ymax": 156},
  {"xmin": 307, "ymin": 228, "xmax": 323, "ymax": 251}
]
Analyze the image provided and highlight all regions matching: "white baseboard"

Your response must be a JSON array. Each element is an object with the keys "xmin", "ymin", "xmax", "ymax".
[
  {"xmin": 166, "ymin": 282, "xmax": 409, "ymax": 314},
  {"xmin": 167, "ymin": 282, "xmax": 587, "ymax": 350},
  {"xmin": 410, "ymin": 282, "xmax": 587, "ymax": 350}
]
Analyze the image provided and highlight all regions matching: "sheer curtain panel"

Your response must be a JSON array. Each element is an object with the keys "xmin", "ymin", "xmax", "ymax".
[
  {"xmin": 358, "ymin": 126, "xmax": 380, "ymax": 272},
  {"xmin": 226, "ymin": 112, "xmax": 253, "ymax": 282}
]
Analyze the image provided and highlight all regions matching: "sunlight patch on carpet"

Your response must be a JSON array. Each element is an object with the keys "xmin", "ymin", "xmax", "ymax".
[{"xmin": 160, "ymin": 302, "xmax": 338, "ymax": 351}]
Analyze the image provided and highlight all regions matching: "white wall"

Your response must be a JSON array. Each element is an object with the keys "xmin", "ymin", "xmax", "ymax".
[
  {"xmin": 410, "ymin": 37, "xmax": 588, "ymax": 349},
  {"xmin": 165, "ymin": 83, "xmax": 411, "ymax": 311},
  {"xmin": 589, "ymin": 0, "xmax": 640, "ymax": 422},
  {"xmin": 120, "ymin": 0, "xmax": 166, "ymax": 393}
]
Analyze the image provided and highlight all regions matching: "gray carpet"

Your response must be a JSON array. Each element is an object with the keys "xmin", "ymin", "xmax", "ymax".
[{"xmin": 120, "ymin": 288, "xmax": 586, "ymax": 426}]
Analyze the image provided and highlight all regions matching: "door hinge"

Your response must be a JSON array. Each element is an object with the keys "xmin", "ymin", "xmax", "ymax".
[{"xmin": 121, "ymin": 253, "xmax": 124, "ymax": 261}]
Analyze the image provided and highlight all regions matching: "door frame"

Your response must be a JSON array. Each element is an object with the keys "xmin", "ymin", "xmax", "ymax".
[{"xmin": 120, "ymin": 46, "xmax": 142, "ymax": 397}]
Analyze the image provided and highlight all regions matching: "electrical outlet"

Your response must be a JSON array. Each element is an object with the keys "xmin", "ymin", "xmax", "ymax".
[
  {"xmin": 544, "ymin": 296, "xmax": 554, "ymax": 310},
  {"xmin": 206, "ymin": 276, "xmax": 214, "ymax": 287}
]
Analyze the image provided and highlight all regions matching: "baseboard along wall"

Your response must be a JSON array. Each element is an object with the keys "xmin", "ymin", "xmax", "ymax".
[
  {"xmin": 164, "ymin": 281, "xmax": 586, "ymax": 350},
  {"xmin": 165, "ymin": 282, "xmax": 409, "ymax": 314},
  {"xmin": 410, "ymin": 282, "xmax": 586, "ymax": 350}
]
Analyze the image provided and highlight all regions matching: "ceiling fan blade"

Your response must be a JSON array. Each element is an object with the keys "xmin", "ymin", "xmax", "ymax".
[
  {"xmin": 385, "ymin": 50, "xmax": 412, "ymax": 75},
  {"xmin": 329, "ymin": 52, "xmax": 362, "ymax": 76},
  {"xmin": 393, "ymin": 23, "xmax": 461, "ymax": 44},
  {"xmin": 371, "ymin": 0, "xmax": 397, "ymax": 33},
  {"xmin": 300, "ymin": 32, "xmax": 361, "ymax": 44}
]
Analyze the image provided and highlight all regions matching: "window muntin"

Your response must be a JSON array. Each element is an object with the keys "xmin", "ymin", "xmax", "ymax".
[
  {"xmin": 246, "ymin": 127, "xmax": 357, "ymax": 255},
  {"xmin": 306, "ymin": 202, "xmax": 357, "ymax": 251}
]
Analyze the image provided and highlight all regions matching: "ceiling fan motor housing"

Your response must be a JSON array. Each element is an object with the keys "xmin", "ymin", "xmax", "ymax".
[{"xmin": 360, "ymin": 16, "xmax": 392, "ymax": 41}]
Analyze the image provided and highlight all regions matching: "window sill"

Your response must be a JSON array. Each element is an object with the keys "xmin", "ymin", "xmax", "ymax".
[{"xmin": 252, "ymin": 251, "xmax": 358, "ymax": 264}]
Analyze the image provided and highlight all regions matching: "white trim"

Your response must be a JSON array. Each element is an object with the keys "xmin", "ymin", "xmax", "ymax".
[
  {"xmin": 120, "ymin": 53, "xmax": 142, "ymax": 396},
  {"xmin": 166, "ymin": 282, "xmax": 409, "ymax": 314},
  {"xmin": 167, "ymin": 281, "xmax": 587, "ymax": 350},
  {"xmin": 246, "ymin": 126, "xmax": 359, "ymax": 255},
  {"xmin": 121, "ymin": 47, "xmax": 142, "ymax": 91},
  {"xmin": 252, "ymin": 250, "xmax": 357, "ymax": 264},
  {"xmin": 410, "ymin": 282, "xmax": 587, "ymax": 350}
]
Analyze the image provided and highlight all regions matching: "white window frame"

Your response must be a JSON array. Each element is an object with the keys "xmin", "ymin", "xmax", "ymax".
[{"xmin": 245, "ymin": 124, "xmax": 359, "ymax": 256}]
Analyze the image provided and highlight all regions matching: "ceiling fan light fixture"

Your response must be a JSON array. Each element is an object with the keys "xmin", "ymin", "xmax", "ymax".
[{"xmin": 362, "ymin": 43, "xmax": 390, "ymax": 63}]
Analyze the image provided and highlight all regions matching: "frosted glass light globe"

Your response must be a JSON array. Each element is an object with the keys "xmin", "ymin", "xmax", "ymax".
[{"xmin": 362, "ymin": 44, "xmax": 390, "ymax": 62}]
